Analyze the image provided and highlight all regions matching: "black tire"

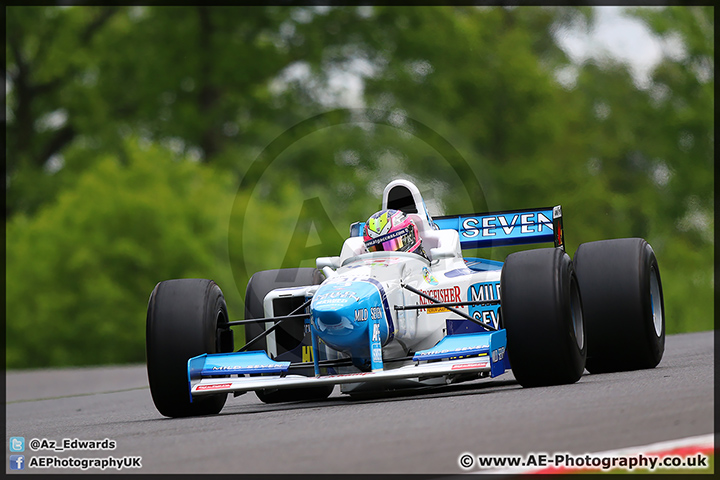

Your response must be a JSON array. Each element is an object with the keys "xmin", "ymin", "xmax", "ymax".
[
  {"xmin": 244, "ymin": 268, "xmax": 325, "ymax": 352},
  {"xmin": 146, "ymin": 279, "xmax": 233, "ymax": 417},
  {"xmin": 244, "ymin": 268, "xmax": 334, "ymax": 404},
  {"xmin": 573, "ymin": 238, "xmax": 664, "ymax": 373},
  {"xmin": 500, "ymin": 248, "xmax": 586, "ymax": 387}
]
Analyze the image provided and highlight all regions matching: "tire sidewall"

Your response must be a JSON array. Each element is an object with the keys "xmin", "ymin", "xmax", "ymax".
[
  {"xmin": 639, "ymin": 244, "xmax": 665, "ymax": 366},
  {"xmin": 561, "ymin": 256, "xmax": 586, "ymax": 378},
  {"xmin": 575, "ymin": 238, "xmax": 665, "ymax": 372},
  {"xmin": 146, "ymin": 279, "xmax": 229, "ymax": 417},
  {"xmin": 501, "ymin": 248, "xmax": 586, "ymax": 387}
]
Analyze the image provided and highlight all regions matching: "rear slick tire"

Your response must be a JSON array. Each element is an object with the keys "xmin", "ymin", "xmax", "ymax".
[
  {"xmin": 500, "ymin": 248, "xmax": 586, "ymax": 387},
  {"xmin": 573, "ymin": 238, "xmax": 665, "ymax": 373}
]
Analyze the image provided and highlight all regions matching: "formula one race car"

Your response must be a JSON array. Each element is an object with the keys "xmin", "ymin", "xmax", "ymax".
[{"xmin": 146, "ymin": 179, "xmax": 665, "ymax": 417}]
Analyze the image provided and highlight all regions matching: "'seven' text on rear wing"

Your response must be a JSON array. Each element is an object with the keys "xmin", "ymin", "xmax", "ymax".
[{"xmin": 433, "ymin": 206, "xmax": 564, "ymax": 250}]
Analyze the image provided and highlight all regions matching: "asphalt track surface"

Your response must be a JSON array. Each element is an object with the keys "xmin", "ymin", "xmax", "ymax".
[{"xmin": 5, "ymin": 331, "xmax": 714, "ymax": 475}]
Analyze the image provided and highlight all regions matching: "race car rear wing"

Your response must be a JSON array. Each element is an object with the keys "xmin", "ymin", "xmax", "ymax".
[
  {"xmin": 351, "ymin": 205, "xmax": 564, "ymax": 250},
  {"xmin": 433, "ymin": 205, "xmax": 564, "ymax": 250}
]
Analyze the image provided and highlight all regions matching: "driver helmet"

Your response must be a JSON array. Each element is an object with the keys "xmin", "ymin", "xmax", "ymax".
[{"xmin": 363, "ymin": 209, "xmax": 428, "ymax": 259}]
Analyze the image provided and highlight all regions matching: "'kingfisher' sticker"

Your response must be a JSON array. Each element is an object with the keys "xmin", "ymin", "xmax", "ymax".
[
  {"xmin": 422, "ymin": 267, "xmax": 439, "ymax": 286},
  {"xmin": 418, "ymin": 286, "xmax": 461, "ymax": 313}
]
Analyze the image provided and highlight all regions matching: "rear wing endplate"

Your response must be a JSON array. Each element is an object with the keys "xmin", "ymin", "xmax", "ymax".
[{"xmin": 433, "ymin": 206, "xmax": 564, "ymax": 250}]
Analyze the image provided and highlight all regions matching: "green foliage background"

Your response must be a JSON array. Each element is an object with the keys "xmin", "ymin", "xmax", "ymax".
[{"xmin": 6, "ymin": 6, "xmax": 713, "ymax": 368}]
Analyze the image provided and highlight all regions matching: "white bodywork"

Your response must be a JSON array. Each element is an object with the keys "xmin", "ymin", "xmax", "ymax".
[{"xmin": 261, "ymin": 180, "xmax": 503, "ymax": 391}]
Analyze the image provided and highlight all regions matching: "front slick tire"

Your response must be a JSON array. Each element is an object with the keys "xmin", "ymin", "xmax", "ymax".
[
  {"xmin": 574, "ymin": 238, "xmax": 665, "ymax": 373},
  {"xmin": 146, "ymin": 279, "xmax": 232, "ymax": 417},
  {"xmin": 500, "ymin": 248, "xmax": 586, "ymax": 387}
]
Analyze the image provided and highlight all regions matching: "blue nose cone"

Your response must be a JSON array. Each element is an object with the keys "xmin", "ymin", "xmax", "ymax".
[{"xmin": 311, "ymin": 280, "xmax": 389, "ymax": 352}]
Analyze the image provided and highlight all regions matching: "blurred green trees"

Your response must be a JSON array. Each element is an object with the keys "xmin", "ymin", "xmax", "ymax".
[
  {"xmin": 6, "ymin": 140, "xmax": 244, "ymax": 366},
  {"xmin": 5, "ymin": 6, "xmax": 713, "ymax": 368}
]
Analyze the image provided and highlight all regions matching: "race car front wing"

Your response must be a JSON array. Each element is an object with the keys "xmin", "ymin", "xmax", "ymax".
[{"xmin": 188, "ymin": 330, "xmax": 508, "ymax": 400}]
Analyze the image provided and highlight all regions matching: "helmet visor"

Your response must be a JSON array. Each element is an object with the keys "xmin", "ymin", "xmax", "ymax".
[{"xmin": 365, "ymin": 226, "xmax": 416, "ymax": 253}]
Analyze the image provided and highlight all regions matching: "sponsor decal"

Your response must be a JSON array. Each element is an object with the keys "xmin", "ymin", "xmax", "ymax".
[
  {"xmin": 491, "ymin": 346, "xmax": 506, "ymax": 363},
  {"xmin": 372, "ymin": 346, "xmax": 383, "ymax": 363},
  {"xmin": 352, "ymin": 306, "xmax": 381, "ymax": 323},
  {"xmin": 365, "ymin": 228, "xmax": 406, "ymax": 247},
  {"xmin": 372, "ymin": 323, "xmax": 381, "ymax": 342},
  {"xmin": 556, "ymin": 222, "xmax": 564, "ymax": 247},
  {"xmin": 196, "ymin": 383, "xmax": 232, "ymax": 391},
  {"xmin": 451, "ymin": 361, "xmax": 489, "ymax": 370},
  {"xmin": 314, "ymin": 289, "xmax": 361, "ymax": 302},
  {"xmin": 473, "ymin": 310, "xmax": 499, "ymax": 329},
  {"xmin": 369, "ymin": 316, "xmax": 384, "ymax": 368},
  {"xmin": 468, "ymin": 281, "xmax": 500, "ymax": 303},
  {"xmin": 462, "ymin": 218, "xmax": 480, "ymax": 238},
  {"xmin": 416, "ymin": 344, "xmax": 489, "ymax": 357},
  {"xmin": 422, "ymin": 267, "xmax": 439, "ymax": 285},
  {"xmin": 418, "ymin": 286, "xmax": 462, "ymax": 313},
  {"xmin": 313, "ymin": 287, "xmax": 363, "ymax": 307},
  {"xmin": 325, "ymin": 372, "xmax": 372, "ymax": 379},
  {"xmin": 362, "ymin": 277, "xmax": 394, "ymax": 339},
  {"xmin": 302, "ymin": 345, "xmax": 314, "ymax": 362},
  {"xmin": 468, "ymin": 281, "xmax": 501, "ymax": 330},
  {"xmin": 210, "ymin": 364, "xmax": 281, "ymax": 371},
  {"xmin": 461, "ymin": 212, "xmax": 553, "ymax": 238}
]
